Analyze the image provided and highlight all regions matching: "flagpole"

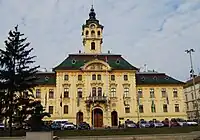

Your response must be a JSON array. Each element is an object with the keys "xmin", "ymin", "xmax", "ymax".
[
  {"xmin": 92, "ymin": 96, "xmax": 95, "ymax": 129},
  {"xmin": 60, "ymin": 93, "xmax": 63, "ymax": 119},
  {"xmin": 137, "ymin": 91, "xmax": 140, "ymax": 123}
]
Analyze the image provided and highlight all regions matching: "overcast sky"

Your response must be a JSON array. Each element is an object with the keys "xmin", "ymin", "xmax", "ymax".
[{"xmin": 0, "ymin": 0, "xmax": 200, "ymax": 81}]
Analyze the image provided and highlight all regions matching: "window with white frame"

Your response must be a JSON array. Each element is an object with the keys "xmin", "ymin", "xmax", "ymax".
[
  {"xmin": 77, "ymin": 88, "xmax": 82, "ymax": 98},
  {"xmin": 98, "ymin": 87, "xmax": 102, "ymax": 96},
  {"xmin": 111, "ymin": 88, "xmax": 116, "ymax": 97},
  {"xmin": 64, "ymin": 88, "xmax": 69, "ymax": 98},
  {"xmin": 150, "ymin": 88, "xmax": 155, "ymax": 98},
  {"xmin": 161, "ymin": 88, "xmax": 166, "ymax": 98},
  {"xmin": 124, "ymin": 87, "xmax": 129, "ymax": 97},
  {"xmin": 173, "ymin": 88, "xmax": 178, "ymax": 97},
  {"xmin": 138, "ymin": 89, "xmax": 143, "ymax": 98}
]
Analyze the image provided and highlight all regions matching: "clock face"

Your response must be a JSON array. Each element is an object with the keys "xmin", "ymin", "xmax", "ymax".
[{"xmin": 90, "ymin": 24, "xmax": 95, "ymax": 29}]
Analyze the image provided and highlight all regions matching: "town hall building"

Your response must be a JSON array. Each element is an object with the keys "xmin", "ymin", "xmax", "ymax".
[{"xmin": 34, "ymin": 6, "xmax": 187, "ymax": 127}]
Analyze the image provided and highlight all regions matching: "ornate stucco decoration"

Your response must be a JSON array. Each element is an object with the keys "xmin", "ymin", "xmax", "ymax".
[
  {"xmin": 110, "ymin": 83, "xmax": 117, "ymax": 87},
  {"xmin": 122, "ymin": 83, "xmax": 130, "ymax": 87},
  {"xmin": 62, "ymin": 83, "xmax": 71, "ymax": 87},
  {"xmin": 81, "ymin": 59, "xmax": 112, "ymax": 72},
  {"xmin": 76, "ymin": 82, "xmax": 84, "ymax": 87},
  {"xmin": 90, "ymin": 82, "xmax": 104, "ymax": 87}
]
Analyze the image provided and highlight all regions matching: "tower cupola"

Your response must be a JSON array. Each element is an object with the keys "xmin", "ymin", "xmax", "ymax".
[{"xmin": 82, "ymin": 6, "xmax": 104, "ymax": 54}]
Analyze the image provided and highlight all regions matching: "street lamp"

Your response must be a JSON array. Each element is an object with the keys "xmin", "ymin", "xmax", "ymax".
[{"xmin": 185, "ymin": 49, "xmax": 199, "ymax": 122}]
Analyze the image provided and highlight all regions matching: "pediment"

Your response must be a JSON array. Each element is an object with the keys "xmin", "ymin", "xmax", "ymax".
[{"xmin": 82, "ymin": 59, "xmax": 111, "ymax": 71}]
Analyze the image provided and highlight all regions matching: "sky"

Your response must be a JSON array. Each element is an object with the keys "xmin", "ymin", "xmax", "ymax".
[{"xmin": 0, "ymin": 0, "xmax": 200, "ymax": 82}]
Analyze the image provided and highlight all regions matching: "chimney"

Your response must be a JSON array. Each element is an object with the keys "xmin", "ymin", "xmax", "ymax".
[{"xmin": 108, "ymin": 50, "xmax": 110, "ymax": 54}]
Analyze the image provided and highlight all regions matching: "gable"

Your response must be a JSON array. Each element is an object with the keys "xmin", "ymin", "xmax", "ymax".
[{"xmin": 82, "ymin": 59, "xmax": 111, "ymax": 71}]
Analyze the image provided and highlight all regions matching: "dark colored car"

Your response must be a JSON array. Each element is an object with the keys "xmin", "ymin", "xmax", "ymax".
[
  {"xmin": 77, "ymin": 122, "xmax": 90, "ymax": 130},
  {"xmin": 170, "ymin": 118, "xmax": 180, "ymax": 127},
  {"xmin": 162, "ymin": 118, "xmax": 170, "ymax": 127}
]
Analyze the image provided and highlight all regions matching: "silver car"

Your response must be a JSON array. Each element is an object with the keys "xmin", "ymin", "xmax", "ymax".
[{"xmin": 138, "ymin": 121, "xmax": 150, "ymax": 128}]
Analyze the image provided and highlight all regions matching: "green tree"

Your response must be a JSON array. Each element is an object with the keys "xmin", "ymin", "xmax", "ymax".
[
  {"xmin": 0, "ymin": 25, "xmax": 39, "ymax": 135},
  {"xmin": 27, "ymin": 100, "xmax": 50, "ymax": 131}
]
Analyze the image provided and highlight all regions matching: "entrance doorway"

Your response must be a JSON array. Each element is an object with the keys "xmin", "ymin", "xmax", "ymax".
[
  {"xmin": 92, "ymin": 108, "xmax": 103, "ymax": 127},
  {"xmin": 76, "ymin": 111, "xmax": 83, "ymax": 125},
  {"xmin": 111, "ymin": 111, "xmax": 118, "ymax": 126}
]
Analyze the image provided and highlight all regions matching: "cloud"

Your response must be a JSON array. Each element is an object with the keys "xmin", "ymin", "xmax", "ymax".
[{"xmin": 0, "ymin": 0, "xmax": 200, "ymax": 81}]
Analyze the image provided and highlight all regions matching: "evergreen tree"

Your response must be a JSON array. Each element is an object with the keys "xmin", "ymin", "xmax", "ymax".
[
  {"xmin": 0, "ymin": 25, "xmax": 39, "ymax": 135},
  {"xmin": 27, "ymin": 100, "xmax": 50, "ymax": 131}
]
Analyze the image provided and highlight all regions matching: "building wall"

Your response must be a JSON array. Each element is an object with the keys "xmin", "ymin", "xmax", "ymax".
[
  {"xmin": 184, "ymin": 79, "xmax": 200, "ymax": 119},
  {"xmin": 32, "ymin": 71, "xmax": 187, "ymax": 126},
  {"xmin": 136, "ymin": 85, "xmax": 187, "ymax": 121}
]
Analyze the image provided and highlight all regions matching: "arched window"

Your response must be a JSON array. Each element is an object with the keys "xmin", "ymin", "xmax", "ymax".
[
  {"xmin": 98, "ymin": 87, "xmax": 102, "ymax": 96},
  {"xmin": 86, "ymin": 30, "xmax": 89, "ymax": 36},
  {"xmin": 92, "ymin": 87, "xmax": 96, "ymax": 97},
  {"xmin": 91, "ymin": 30, "xmax": 95, "ymax": 37},
  {"xmin": 64, "ymin": 88, "xmax": 69, "ymax": 98},
  {"xmin": 77, "ymin": 88, "xmax": 82, "ymax": 98},
  {"xmin": 97, "ymin": 74, "xmax": 101, "ymax": 80},
  {"xmin": 111, "ymin": 88, "xmax": 116, "ymax": 97},
  {"xmin": 124, "ymin": 87, "xmax": 129, "ymax": 97},
  {"xmin": 92, "ymin": 74, "xmax": 96, "ymax": 80},
  {"xmin": 98, "ymin": 31, "xmax": 101, "ymax": 36},
  {"xmin": 91, "ymin": 42, "xmax": 95, "ymax": 50}
]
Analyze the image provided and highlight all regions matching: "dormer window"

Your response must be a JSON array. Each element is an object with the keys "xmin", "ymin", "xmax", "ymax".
[{"xmin": 91, "ymin": 42, "xmax": 95, "ymax": 50}]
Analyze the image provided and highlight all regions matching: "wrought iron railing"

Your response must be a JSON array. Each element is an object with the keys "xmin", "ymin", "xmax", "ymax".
[{"xmin": 86, "ymin": 96, "xmax": 108, "ymax": 102}]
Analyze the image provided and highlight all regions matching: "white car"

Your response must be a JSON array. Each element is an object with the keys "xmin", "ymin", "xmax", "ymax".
[
  {"xmin": 153, "ymin": 121, "xmax": 164, "ymax": 128},
  {"xmin": 0, "ymin": 123, "xmax": 4, "ymax": 130},
  {"xmin": 186, "ymin": 120, "xmax": 198, "ymax": 126},
  {"xmin": 62, "ymin": 122, "xmax": 76, "ymax": 130},
  {"xmin": 176, "ymin": 118, "xmax": 187, "ymax": 126}
]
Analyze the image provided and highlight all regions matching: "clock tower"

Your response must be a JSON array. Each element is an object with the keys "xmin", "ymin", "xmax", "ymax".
[{"xmin": 82, "ymin": 6, "xmax": 104, "ymax": 54}]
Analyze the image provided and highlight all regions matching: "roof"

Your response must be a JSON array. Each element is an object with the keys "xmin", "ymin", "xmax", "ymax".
[
  {"xmin": 36, "ymin": 72, "xmax": 56, "ymax": 86},
  {"xmin": 82, "ymin": 6, "xmax": 104, "ymax": 30},
  {"xmin": 136, "ymin": 72, "xmax": 185, "ymax": 85},
  {"xmin": 53, "ymin": 54, "xmax": 138, "ymax": 71},
  {"xmin": 184, "ymin": 75, "xmax": 200, "ymax": 88}
]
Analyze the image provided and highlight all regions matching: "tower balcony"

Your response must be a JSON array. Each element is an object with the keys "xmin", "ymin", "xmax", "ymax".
[{"xmin": 85, "ymin": 96, "xmax": 108, "ymax": 103}]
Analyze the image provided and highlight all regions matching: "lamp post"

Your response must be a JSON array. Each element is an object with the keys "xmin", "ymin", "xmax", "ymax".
[{"xmin": 185, "ymin": 49, "xmax": 199, "ymax": 122}]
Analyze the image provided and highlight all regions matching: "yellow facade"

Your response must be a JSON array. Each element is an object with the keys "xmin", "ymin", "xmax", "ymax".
[{"xmin": 33, "ymin": 6, "xmax": 187, "ymax": 127}]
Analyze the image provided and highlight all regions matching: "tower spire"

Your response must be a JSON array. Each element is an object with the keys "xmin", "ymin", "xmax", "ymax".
[{"xmin": 89, "ymin": 4, "xmax": 96, "ymax": 19}]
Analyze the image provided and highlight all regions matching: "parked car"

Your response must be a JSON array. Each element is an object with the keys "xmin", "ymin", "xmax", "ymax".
[
  {"xmin": 162, "ymin": 118, "xmax": 170, "ymax": 127},
  {"xmin": 77, "ymin": 122, "xmax": 90, "ymax": 130},
  {"xmin": 0, "ymin": 123, "xmax": 4, "ymax": 130},
  {"xmin": 170, "ymin": 118, "xmax": 180, "ymax": 127},
  {"xmin": 149, "ymin": 120, "xmax": 164, "ymax": 128},
  {"xmin": 175, "ymin": 118, "xmax": 187, "ymax": 127},
  {"xmin": 123, "ymin": 120, "xmax": 137, "ymax": 128},
  {"xmin": 53, "ymin": 119, "xmax": 68, "ymax": 128},
  {"xmin": 186, "ymin": 120, "xmax": 198, "ymax": 126},
  {"xmin": 62, "ymin": 122, "xmax": 76, "ymax": 130},
  {"xmin": 138, "ymin": 120, "xmax": 150, "ymax": 128},
  {"xmin": 51, "ymin": 123, "xmax": 62, "ymax": 130}
]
